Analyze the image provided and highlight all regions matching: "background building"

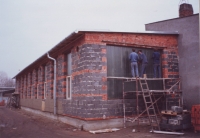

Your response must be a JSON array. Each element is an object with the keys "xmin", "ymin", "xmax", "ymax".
[
  {"xmin": 0, "ymin": 87, "xmax": 15, "ymax": 106},
  {"xmin": 145, "ymin": 2, "xmax": 199, "ymax": 110}
]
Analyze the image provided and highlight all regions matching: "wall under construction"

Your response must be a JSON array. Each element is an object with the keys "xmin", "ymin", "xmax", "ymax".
[{"xmin": 15, "ymin": 31, "xmax": 179, "ymax": 121}]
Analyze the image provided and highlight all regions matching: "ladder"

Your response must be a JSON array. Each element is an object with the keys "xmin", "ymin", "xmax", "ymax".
[{"xmin": 139, "ymin": 78, "xmax": 160, "ymax": 131}]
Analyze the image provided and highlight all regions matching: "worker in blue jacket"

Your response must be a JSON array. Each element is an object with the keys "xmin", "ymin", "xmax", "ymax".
[
  {"xmin": 129, "ymin": 49, "xmax": 139, "ymax": 77},
  {"xmin": 138, "ymin": 50, "xmax": 148, "ymax": 78},
  {"xmin": 152, "ymin": 49, "xmax": 161, "ymax": 78}
]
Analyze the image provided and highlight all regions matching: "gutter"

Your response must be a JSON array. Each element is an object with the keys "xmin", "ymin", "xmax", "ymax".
[{"xmin": 47, "ymin": 53, "xmax": 57, "ymax": 115}]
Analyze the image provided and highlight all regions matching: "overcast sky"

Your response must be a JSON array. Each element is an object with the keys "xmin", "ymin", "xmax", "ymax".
[{"xmin": 0, "ymin": 0, "xmax": 199, "ymax": 78}]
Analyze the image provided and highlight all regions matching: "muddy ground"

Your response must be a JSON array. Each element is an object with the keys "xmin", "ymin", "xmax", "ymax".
[{"xmin": 0, "ymin": 106, "xmax": 199, "ymax": 138}]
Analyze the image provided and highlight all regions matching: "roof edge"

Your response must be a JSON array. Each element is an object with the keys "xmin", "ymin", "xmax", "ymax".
[
  {"xmin": 146, "ymin": 13, "xmax": 199, "ymax": 25},
  {"xmin": 13, "ymin": 30, "xmax": 179, "ymax": 79},
  {"xmin": 12, "ymin": 31, "xmax": 78, "ymax": 79},
  {"xmin": 75, "ymin": 29, "xmax": 179, "ymax": 35}
]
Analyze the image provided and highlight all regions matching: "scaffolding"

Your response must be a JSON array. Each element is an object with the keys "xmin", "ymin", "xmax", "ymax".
[{"xmin": 107, "ymin": 77, "xmax": 182, "ymax": 131}]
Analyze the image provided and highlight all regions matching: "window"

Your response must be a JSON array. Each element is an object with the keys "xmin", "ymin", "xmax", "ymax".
[
  {"xmin": 21, "ymin": 79, "xmax": 23, "ymax": 99},
  {"xmin": 44, "ymin": 82, "xmax": 47, "ymax": 99},
  {"xmin": 37, "ymin": 84, "xmax": 39, "ymax": 99},
  {"xmin": 66, "ymin": 53, "xmax": 72, "ymax": 100},
  {"xmin": 43, "ymin": 65, "xmax": 47, "ymax": 99},
  {"xmin": 31, "ymin": 86, "xmax": 33, "ymax": 98},
  {"xmin": 45, "ymin": 66, "xmax": 47, "ymax": 82},
  {"xmin": 24, "ymin": 77, "xmax": 27, "ymax": 99},
  {"xmin": 67, "ymin": 53, "xmax": 72, "ymax": 75},
  {"xmin": 66, "ymin": 76, "xmax": 72, "ymax": 100}
]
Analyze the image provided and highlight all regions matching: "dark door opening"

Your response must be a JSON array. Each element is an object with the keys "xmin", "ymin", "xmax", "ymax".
[{"xmin": 107, "ymin": 45, "xmax": 163, "ymax": 99}]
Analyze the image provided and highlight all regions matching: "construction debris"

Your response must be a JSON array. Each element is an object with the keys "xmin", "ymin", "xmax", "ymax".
[
  {"xmin": 89, "ymin": 128, "xmax": 120, "ymax": 134},
  {"xmin": 191, "ymin": 104, "xmax": 200, "ymax": 132},
  {"xmin": 160, "ymin": 107, "xmax": 191, "ymax": 131},
  {"xmin": 161, "ymin": 110, "xmax": 177, "ymax": 116},
  {"xmin": 132, "ymin": 129, "xmax": 136, "ymax": 132},
  {"xmin": 150, "ymin": 130, "xmax": 184, "ymax": 135}
]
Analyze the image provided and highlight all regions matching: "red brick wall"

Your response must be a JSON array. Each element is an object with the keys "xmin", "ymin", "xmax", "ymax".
[
  {"xmin": 85, "ymin": 33, "xmax": 177, "ymax": 47},
  {"xmin": 179, "ymin": 3, "xmax": 193, "ymax": 18},
  {"xmin": 84, "ymin": 32, "xmax": 178, "ymax": 78}
]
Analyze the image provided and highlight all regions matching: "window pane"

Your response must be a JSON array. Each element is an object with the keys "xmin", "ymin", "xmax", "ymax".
[{"xmin": 67, "ymin": 53, "xmax": 72, "ymax": 75}]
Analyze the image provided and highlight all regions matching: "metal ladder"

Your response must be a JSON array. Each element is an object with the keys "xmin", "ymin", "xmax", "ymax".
[{"xmin": 139, "ymin": 78, "xmax": 160, "ymax": 131}]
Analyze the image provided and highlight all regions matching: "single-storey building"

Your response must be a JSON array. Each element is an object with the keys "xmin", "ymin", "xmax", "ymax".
[
  {"xmin": 0, "ymin": 87, "xmax": 15, "ymax": 106},
  {"xmin": 13, "ymin": 30, "xmax": 179, "ymax": 130},
  {"xmin": 12, "ymin": 1, "xmax": 199, "ymax": 131}
]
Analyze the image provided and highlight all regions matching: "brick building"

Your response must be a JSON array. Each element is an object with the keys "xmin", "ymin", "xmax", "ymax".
[{"xmin": 13, "ymin": 30, "xmax": 179, "ymax": 130}]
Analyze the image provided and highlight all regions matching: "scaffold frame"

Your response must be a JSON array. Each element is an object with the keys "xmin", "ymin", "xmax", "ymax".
[{"xmin": 107, "ymin": 77, "xmax": 183, "ymax": 129}]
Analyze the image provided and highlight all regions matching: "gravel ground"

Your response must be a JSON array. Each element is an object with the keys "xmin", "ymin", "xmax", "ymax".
[{"xmin": 0, "ymin": 106, "xmax": 199, "ymax": 138}]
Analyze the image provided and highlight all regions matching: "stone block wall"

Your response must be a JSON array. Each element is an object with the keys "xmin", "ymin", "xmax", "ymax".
[
  {"xmin": 45, "ymin": 61, "xmax": 53, "ymax": 99},
  {"xmin": 15, "ymin": 31, "xmax": 179, "ymax": 120},
  {"xmin": 57, "ymin": 54, "xmax": 66, "ymax": 99},
  {"xmin": 71, "ymin": 44, "xmax": 107, "ymax": 99},
  {"xmin": 63, "ymin": 97, "xmax": 139, "ymax": 120},
  {"xmin": 162, "ymin": 49, "xmax": 180, "ymax": 89},
  {"xmin": 162, "ymin": 49, "xmax": 179, "ymax": 78},
  {"xmin": 62, "ymin": 44, "xmax": 146, "ymax": 120}
]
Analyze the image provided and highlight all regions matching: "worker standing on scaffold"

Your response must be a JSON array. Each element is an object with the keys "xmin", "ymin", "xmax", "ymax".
[
  {"xmin": 152, "ymin": 49, "xmax": 161, "ymax": 78},
  {"xmin": 129, "ymin": 49, "xmax": 139, "ymax": 78},
  {"xmin": 138, "ymin": 50, "xmax": 148, "ymax": 78}
]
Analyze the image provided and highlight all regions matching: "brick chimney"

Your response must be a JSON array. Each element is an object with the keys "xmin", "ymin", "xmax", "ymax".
[{"xmin": 179, "ymin": 3, "xmax": 193, "ymax": 17}]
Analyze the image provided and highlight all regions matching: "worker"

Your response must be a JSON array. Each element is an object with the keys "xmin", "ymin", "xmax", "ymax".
[
  {"xmin": 152, "ymin": 49, "xmax": 161, "ymax": 78},
  {"xmin": 129, "ymin": 49, "xmax": 139, "ymax": 77},
  {"xmin": 138, "ymin": 50, "xmax": 148, "ymax": 78}
]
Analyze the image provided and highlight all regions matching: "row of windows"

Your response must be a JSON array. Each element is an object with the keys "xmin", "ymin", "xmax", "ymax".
[
  {"xmin": 19, "ymin": 53, "xmax": 72, "ymax": 100},
  {"xmin": 20, "ymin": 76, "xmax": 72, "ymax": 100}
]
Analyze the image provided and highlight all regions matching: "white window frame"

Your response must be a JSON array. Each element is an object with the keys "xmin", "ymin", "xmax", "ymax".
[
  {"xmin": 44, "ymin": 82, "xmax": 47, "ymax": 99},
  {"xmin": 66, "ymin": 76, "xmax": 72, "ymax": 100}
]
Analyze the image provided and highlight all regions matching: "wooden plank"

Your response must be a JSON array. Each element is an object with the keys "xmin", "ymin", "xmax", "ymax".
[{"xmin": 161, "ymin": 110, "xmax": 177, "ymax": 116}]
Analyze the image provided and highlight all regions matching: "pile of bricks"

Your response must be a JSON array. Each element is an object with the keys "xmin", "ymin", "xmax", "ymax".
[
  {"xmin": 191, "ymin": 105, "xmax": 200, "ymax": 132},
  {"xmin": 0, "ymin": 100, "xmax": 5, "ymax": 106}
]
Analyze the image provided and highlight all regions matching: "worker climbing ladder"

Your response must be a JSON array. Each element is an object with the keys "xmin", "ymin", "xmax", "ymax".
[{"xmin": 139, "ymin": 78, "xmax": 160, "ymax": 131}]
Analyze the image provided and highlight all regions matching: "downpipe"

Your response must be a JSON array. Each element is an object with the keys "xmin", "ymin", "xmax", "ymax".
[
  {"xmin": 150, "ymin": 130, "xmax": 184, "ymax": 135},
  {"xmin": 47, "ymin": 53, "xmax": 57, "ymax": 115}
]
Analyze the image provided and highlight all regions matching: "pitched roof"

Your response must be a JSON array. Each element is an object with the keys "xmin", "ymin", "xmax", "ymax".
[{"xmin": 13, "ymin": 30, "xmax": 178, "ymax": 78}]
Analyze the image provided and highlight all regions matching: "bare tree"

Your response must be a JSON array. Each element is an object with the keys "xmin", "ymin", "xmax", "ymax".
[{"xmin": 0, "ymin": 71, "xmax": 15, "ymax": 87}]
